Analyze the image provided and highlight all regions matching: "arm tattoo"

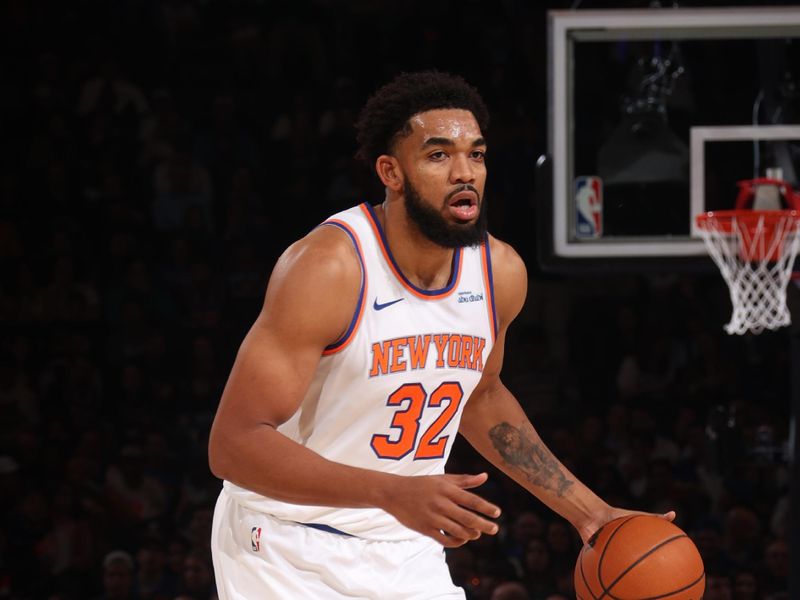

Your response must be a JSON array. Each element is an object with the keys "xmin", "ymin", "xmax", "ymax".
[{"xmin": 488, "ymin": 422, "xmax": 574, "ymax": 497}]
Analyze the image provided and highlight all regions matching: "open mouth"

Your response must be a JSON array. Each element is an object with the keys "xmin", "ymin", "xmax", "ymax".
[{"xmin": 448, "ymin": 190, "xmax": 479, "ymax": 220}]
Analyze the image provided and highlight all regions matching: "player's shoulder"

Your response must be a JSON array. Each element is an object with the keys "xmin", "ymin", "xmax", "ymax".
[
  {"xmin": 267, "ymin": 223, "xmax": 362, "ymax": 301},
  {"xmin": 486, "ymin": 233, "xmax": 527, "ymax": 284},
  {"xmin": 486, "ymin": 233, "xmax": 527, "ymax": 324}
]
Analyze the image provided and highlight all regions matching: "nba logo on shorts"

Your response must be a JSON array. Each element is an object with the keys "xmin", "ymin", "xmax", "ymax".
[
  {"xmin": 250, "ymin": 526, "xmax": 262, "ymax": 551},
  {"xmin": 574, "ymin": 176, "xmax": 603, "ymax": 238}
]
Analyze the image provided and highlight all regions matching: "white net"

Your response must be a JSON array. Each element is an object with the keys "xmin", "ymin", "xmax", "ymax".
[{"xmin": 697, "ymin": 211, "xmax": 800, "ymax": 335}]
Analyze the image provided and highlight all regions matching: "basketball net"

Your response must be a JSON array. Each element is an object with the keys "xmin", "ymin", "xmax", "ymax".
[{"xmin": 696, "ymin": 177, "xmax": 800, "ymax": 335}]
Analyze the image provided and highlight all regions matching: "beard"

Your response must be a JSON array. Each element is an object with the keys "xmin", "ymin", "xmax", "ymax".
[{"xmin": 403, "ymin": 180, "xmax": 488, "ymax": 248}]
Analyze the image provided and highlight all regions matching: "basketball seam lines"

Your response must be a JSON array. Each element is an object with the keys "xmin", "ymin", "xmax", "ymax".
[
  {"xmin": 596, "ymin": 515, "xmax": 639, "ymax": 599},
  {"xmin": 619, "ymin": 572, "xmax": 706, "ymax": 600},
  {"xmin": 601, "ymin": 534, "xmax": 690, "ymax": 600},
  {"xmin": 579, "ymin": 545, "xmax": 599, "ymax": 600}
]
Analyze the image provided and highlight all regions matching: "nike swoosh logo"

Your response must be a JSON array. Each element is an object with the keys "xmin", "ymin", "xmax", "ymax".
[{"xmin": 373, "ymin": 297, "xmax": 404, "ymax": 311}]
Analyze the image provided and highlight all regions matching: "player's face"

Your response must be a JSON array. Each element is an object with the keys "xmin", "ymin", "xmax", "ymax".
[{"xmin": 395, "ymin": 109, "xmax": 488, "ymax": 248}]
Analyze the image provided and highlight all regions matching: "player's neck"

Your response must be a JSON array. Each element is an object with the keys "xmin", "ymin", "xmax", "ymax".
[{"xmin": 377, "ymin": 199, "xmax": 456, "ymax": 291}]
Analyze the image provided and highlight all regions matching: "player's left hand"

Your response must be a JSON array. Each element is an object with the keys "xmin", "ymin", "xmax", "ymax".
[{"xmin": 578, "ymin": 507, "xmax": 676, "ymax": 545}]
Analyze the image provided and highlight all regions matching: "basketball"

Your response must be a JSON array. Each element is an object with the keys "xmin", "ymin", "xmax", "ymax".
[{"xmin": 574, "ymin": 515, "xmax": 705, "ymax": 600}]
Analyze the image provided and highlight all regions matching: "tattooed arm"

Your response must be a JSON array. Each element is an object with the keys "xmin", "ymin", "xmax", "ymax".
[
  {"xmin": 488, "ymin": 421, "xmax": 574, "ymax": 498},
  {"xmin": 460, "ymin": 237, "xmax": 673, "ymax": 542},
  {"xmin": 460, "ymin": 354, "xmax": 612, "ymax": 542}
]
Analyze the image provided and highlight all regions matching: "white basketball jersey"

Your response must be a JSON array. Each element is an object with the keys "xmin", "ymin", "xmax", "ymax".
[{"xmin": 224, "ymin": 202, "xmax": 497, "ymax": 540}]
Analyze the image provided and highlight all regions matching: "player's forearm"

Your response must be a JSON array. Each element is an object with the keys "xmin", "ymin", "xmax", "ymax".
[
  {"xmin": 208, "ymin": 424, "xmax": 395, "ymax": 510},
  {"xmin": 461, "ymin": 385, "xmax": 610, "ymax": 535}
]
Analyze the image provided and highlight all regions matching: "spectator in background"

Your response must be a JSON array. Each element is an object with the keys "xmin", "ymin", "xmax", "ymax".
[
  {"xmin": 522, "ymin": 539, "xmax": 556, "ymax": 599},
  {"xmin": 722, "ymin": 506, "xmax": 763, "ymax": 568},
  {"xmin": 193, "ymin": 93, "xmax": 260, "ymax": 198},
  {"xmin": 504, "ymin": 511, "xmax": 545, "ymax": 567},
  {"xmin": 769, "ymin": 492, "xmax": 788, "ymax": 540},
  {"xmin": 222, "ymin": 167, "xmax": 270, "ymax": 241},
  {"xmin": 704, "ymin": 573, "xmax": 733, "ymax": 600},
  {"xmin": 42, "ymin": 483, "xmax": 96, "ymax": 593},
  {"xmin": 491, "ymin": 581, "xmax": 530, "ymax": 600},
  {"xmin": 77, "ymin": 59, "xmax": 149, "ymax": 123},
  {"xmin": 179, "ymin": 259, "xmax": 225, "ymax": 330},
  {"xmin": 544, "ymin": 520, "xmax": 580, "ymax": 581},
  {"xmin": 175, "ymin": 462, "xmax": 219, "ymax": 527},
  {"xmin": 184, "ymin": 334, "xmax": 223, "ymax": 410},
  {"xmin": 760, "ymin": 538, "xmax": 789, "ymax": 598},
  {"xmin": 95, "ymin": 550, "xmax": 137, "ymax": 600},
  {"xmin": 139, "ymin": 89, "xmax": 185, "ymax": 168},
  {"xmin": 135, "ymin": 541, "xmax": 177, "ymax": 600},
  {"xmin": 163, "ymin": 540, "xmax": 188, "ymax": 587},
  {"xmin": 152, "ymin": 151, "xmax": 214, "ymax": 233},
  {"xmin": 35, "ymin": 255, "xmax": 100, "ymax": 322},
  {"xmin": 446, "ymin": 546, "xmax": 479, "ymax": 599},
  {"xmin": 4, "ymin": 486, "xmax": 50, "ymax": 596},
  {"xmin": 76, "ymin": 58, "xmax": 148, "ymax": 169},
  {"xmin": 0, "ymin": 358, "xmax": 39, "ymax": 434},
  {"xmin": 731, "ymin": 569, "xmax": 760, "ymax": 600},
  {"xmin": 142, "ymin": 432, "xmax": 180, "ymax": 509},
  {"xmin": 106, "ymin": 300, "xmax": 152, "ymax": 366},
  {"xmin": 176, "ymin": 550, "xmax": 216, "ymax": 600},
  {"xmin": 158, "ymin": 237, "xmax": 194, "ymax": 301},
  {"xmin": 106, "ymin": 259, "xmax": 176, "ymax": 327},
  {"xmin": 692, "ymin": 521, "xmax": 736, "ymax": 576},
  {"xmin": 181, "ymin": 506, "xmax": 214, "ymax": 551},
  {"xmin": 64, "ymin": 442, "xmax": 108, "ymax": 531},
  {"xmin": 7, "ymin": 262, "xmax": 40, "ymax": 324},
  {"xmin": 105, "ymin": 445, "xmax": 168, "ymax": 528}
]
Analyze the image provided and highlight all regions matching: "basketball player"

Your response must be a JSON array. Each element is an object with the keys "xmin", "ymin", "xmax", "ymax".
[{"xmin": 208, "ymin": 71, "xmax": 674, "ymax": 598}]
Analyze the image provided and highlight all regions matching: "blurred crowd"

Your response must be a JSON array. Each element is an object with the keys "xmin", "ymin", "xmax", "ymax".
[{"xmin": 0, "ymin": 1, "xmax": 794, "ymax": 599}]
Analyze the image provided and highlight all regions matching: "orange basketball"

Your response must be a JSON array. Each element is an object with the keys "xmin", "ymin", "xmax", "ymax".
[{"xmin": 574, "ymin": 515, "xmax": 705, "ymax": 600}]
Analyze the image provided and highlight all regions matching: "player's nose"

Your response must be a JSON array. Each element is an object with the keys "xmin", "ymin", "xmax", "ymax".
[{"xmin": 449, "ymin": 153, "xmax": 476, "ymax": 185}]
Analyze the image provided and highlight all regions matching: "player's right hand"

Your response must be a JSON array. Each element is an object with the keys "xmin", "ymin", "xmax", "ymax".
[{"xmin": 378, "ymin": 472, "xmax": 501, "ymax": 547}]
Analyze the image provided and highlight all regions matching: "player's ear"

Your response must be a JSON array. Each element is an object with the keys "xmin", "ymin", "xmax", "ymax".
[{"xmin": 375, "ymin": 155, "xmax": 403, "ymax": 191}]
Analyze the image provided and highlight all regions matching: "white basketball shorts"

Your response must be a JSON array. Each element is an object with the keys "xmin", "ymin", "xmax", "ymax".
[{"xmin": 211, "ymin": 487, "xmax": 465, "ymax": 599}]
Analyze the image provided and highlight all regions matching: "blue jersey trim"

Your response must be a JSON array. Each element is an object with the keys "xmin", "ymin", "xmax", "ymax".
[
  {"xmin": 319, "ymin": 221, "xmax": 365, "ymax": 353},
  {"xmin": 363, "ymin": 202, "xmax": 462, "ymax": 297},
  {"xmin": 483, "ymin": 233, "xmax": 498, "ymax": 339}
]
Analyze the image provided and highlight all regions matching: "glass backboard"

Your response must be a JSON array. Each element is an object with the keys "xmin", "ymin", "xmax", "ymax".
[{"xmin": 541, "ymin": 7, "xmax": 800, "ymax": 270}]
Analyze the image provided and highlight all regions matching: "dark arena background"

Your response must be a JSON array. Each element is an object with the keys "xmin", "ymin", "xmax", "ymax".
[{"xmin": 1, "ymin": 1, "xmax": 797, "ymax": 599}]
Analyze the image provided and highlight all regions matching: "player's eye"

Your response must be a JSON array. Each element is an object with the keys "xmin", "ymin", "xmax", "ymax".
[
  {"xmin": 429, "ymin": 151, "xmax": 447, "ymax": 161},
  {"xmin": 471, "ymin": 150, "xmax": 486, "ymax": 161}
]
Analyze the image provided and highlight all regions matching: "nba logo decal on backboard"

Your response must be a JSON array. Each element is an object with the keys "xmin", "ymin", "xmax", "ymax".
[
  {"xmin": 250, "ymin": 526, "xmax": 262, "ymax": 551},
  {"xmin": 574, "ymin": 176, "xmax": 603, "ymax": 238}
]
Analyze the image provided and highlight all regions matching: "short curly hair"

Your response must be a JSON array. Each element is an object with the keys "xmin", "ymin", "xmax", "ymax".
[{"xmin": 355, "ymin": 71, "xmax": 490, "ymax": 166}]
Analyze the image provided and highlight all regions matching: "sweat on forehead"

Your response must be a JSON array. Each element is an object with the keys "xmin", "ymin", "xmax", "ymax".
[{"xmin": 393, "ymin": 109, "xmax": 483, "ymax": 149}]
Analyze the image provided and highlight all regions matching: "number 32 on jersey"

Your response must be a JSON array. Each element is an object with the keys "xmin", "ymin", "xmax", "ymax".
[{"xmin": 370, "ymin": 382, "xmax": 463, "ymax": 460}]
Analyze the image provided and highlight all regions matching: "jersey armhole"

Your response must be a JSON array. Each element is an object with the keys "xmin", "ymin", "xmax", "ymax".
[
  {"xmin": 319, "ymin": 220, "xmax": 367, "ymax": 355},
  {"xmin": 481, "ymin": 234, "xmax": 498, "ymax": 342}
]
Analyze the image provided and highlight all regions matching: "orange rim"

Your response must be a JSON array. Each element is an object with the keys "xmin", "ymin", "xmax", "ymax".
[{"xmin": 696, "ymin": 209, "xmax": 800, "ymax": 233}]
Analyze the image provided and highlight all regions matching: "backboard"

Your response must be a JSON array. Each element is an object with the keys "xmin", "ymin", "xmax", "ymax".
[{"xmin": 540, "ymin": 6, "xmax": 800, "ymax": 271}]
